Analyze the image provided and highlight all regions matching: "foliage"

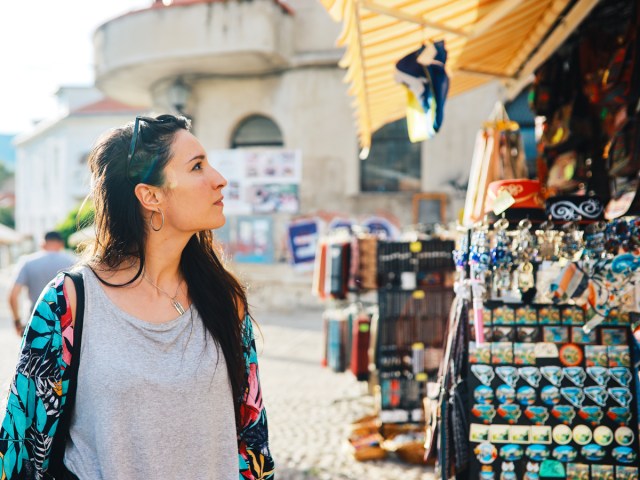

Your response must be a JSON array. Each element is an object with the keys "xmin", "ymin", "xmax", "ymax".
[
  {"xmin": 55, "ymin": 201, "xmax": 95, "ymax": 247},
  {"xmin": 0, "ymin": 206, "xmax": 14, "ymax": 228}
]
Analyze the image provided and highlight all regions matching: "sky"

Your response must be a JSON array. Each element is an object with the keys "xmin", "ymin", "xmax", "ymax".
[{"xmin": 0, "ymin": 1, "xmax": 151, "ymax": 135}]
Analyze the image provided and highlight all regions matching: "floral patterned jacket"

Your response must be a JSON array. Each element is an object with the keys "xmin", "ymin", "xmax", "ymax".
[{"xmin": 0, "ymin": 273, "xmax": 275, "ymax": 479}]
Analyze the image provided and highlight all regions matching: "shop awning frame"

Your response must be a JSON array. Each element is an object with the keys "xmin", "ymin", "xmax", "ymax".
[{"xmin": 320, "ymin": 0, "xmax": 601, "ymax": 150}]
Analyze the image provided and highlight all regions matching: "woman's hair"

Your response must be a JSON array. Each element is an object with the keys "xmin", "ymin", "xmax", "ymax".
[{"xmin": 86, "ymin": 114, "xmax": 247, "ymax": 427}]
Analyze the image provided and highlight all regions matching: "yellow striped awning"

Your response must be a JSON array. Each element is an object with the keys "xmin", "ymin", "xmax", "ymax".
[{"xmin": 320, "ymin": 0, "xmax": 600, "ymax": 150}]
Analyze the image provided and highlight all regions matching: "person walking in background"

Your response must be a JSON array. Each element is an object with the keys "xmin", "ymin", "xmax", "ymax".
[
  {"xmin": 0, "ymin": 114, "xmax": 273, "ymax": 479},
  {"xmin": 8, "ymin": 230, "xmax": 77, "ymax": 336}
]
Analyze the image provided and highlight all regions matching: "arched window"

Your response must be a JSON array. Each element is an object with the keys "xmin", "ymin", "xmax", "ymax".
[
  {"xmin": 231, "ymin": 115, "xmax": 284, "ymax": 149},
  {"xmin": 360, "ymin": 119, "xmax": 421, "ymax": 192}
]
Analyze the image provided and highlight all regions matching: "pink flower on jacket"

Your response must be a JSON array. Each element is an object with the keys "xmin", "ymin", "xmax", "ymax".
[{"xmin": 240, "ymin": 363, "xmax": 263, "ymax": 428}]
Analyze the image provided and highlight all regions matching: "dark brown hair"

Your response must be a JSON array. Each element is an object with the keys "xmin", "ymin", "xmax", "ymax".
[{"xmin": 86, "ymin": 114, "xmax": 247, "ymax": 427}]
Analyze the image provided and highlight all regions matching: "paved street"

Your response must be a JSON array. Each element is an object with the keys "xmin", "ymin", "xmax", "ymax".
[{"xmin": 0, "ymin": 266, "xmax": 433, "ymax": 479}]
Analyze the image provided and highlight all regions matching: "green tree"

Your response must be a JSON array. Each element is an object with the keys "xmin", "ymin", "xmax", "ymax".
[
  {"xmin": 55, "ymin": 201, "xmax": 95, "ymax": 247},
  {"xmin": 0, "ymin": 206, "xmax": 14, "ymax": 228}
]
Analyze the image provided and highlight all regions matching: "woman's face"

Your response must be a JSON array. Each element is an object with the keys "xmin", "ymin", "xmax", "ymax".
[{"xmin": 160, "ymin": 129, "xmax": 227, "ymax": 232}]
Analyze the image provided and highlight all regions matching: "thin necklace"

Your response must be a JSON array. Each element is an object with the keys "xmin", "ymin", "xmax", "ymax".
[{"xmin": 143, "ymin": 274, "xmax": 186, "ymax": 315}]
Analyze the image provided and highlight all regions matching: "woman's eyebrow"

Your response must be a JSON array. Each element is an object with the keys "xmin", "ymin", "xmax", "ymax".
[{"xmin": 186, "ymin": 154, "xmax": 206, "ymax": 164}]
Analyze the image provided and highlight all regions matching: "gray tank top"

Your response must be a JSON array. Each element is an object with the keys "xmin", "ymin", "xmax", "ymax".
[{"xmin": 64, "ymin": 267, "xmax": 239, "ymax": 479}]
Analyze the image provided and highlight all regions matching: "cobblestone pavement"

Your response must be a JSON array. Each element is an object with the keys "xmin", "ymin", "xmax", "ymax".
[{"xmin": 0, "ymin": 266, "xmax": 433, "ymax": 479}]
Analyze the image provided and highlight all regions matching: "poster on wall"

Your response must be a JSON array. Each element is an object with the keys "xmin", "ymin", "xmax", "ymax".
[
  {"xmin": 232, "ymin": 216, "xmax": 274, "ymax": 264},
  {"xmin": 210, "ymin": 149, "xmax": 302, "ymax": 214},
  {"xmin": 287, "ymin": 218, "xmax": 320, "ymax": 271}
]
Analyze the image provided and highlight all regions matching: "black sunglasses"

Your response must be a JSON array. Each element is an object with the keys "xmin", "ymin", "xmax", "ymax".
[{"xmin": 126, "ymin": 115, "xmax": 174, "ymax": 183}]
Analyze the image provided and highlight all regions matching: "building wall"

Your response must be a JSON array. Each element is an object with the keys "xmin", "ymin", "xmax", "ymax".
[{"xmin": 14, "ymin": 114, "xmax": 139, "ymax": 243}]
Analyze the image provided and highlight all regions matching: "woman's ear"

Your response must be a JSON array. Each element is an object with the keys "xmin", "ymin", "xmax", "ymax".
[{"xmin": 134, "ymin": 183, "xmax": 163, "ymax": 213}]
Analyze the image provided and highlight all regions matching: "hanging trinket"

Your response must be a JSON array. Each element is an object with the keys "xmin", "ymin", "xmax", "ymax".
[
  {"xmin": 558, "ymin": 221, "xmax": 583, "ymax": 262},
  {"xmin": 469, "ymin": 222, "xmax": 491, "ymax": 283},
  {"xmin": 515, "ymin": 219, "xmax": 535, "ymax": 292},
  {"xmin": 535, "ymin": 220, "xmax": 559, "ymax": 261},
  {"xmin": 490, "ymin": 218, "xmax": 513, "ymax": 294},
  {"xmin": 581, "ymin": 221, "xmax": 606, "ymax": 276}
]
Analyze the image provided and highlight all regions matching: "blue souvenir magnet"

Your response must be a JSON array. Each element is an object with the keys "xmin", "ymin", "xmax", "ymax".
[
  {"xmin": 496, "ymin": 384, "xmax": 516, "ymax": 404},
  {"xmin": 496, "ymin": 366, "xmax": 519, "ymax": 387},
  {"xmin": 552, "ymin": 445, "xmax": 577, "ymax": 463},
  {"xmin": 524, "ymin": 406, "xmax": 549, "ymax": 425},
  {"xmin": 584, "ymin": 386, "xmax": 608, "ymax": 406},
  {"xmin": 499, "ymin": 445, "xmax": 524, "ymax": 462},
  {"xmin": 526, "ymin": 444, "xmax": 550, "ymax": 462},
  {"xmin": 540, "ymin": 366, "xmax": 563, "ymax": 386},
  {"xmin": 516, "ymin": 386, "xmax": 536, "ymax": 406},
  {"xmin": 586, "ymin": 366, "xmax": 610, "ymax": 386},
  {"xmin": 472, "ymin": 404, "xmax": 497, "ymax": 424},
  {"xmin": 551, "ymin": 405, "xmax": 575, "ymax": 424},
  {"xmin": 560, "ymin": 387, "xmax": 584, "ymax": 408},
  {"xmin": 475, "ymin": 442, "xmax": 498, "ymax": 464},
  {"xmin": 497, "ymin": 404, "xmax": 521, "ymax": 424},
  {"xmin": 474, "ymin": 385, "xmax": 495, "ymax": 405},
  {"xmin": 577, "ymin": 406, "xmax": 603, "ymax": 425},
  {"xmin": 607, "ymin": 406, "xmax": 631, "ymax": 425},
  {"xmin": 519, "ymin": 367, "xmax": 541, "ymax": 387},
  {"xmin": 563, "ymin": 367, "xmax": 586, "ymax": 387},
  {"xmin": 472, "ymin": 365, "xmax": 495, "ymax": 386},
  {"xmin": 581, "ymin": 443, "xmax": 606, "ymax": 462},
  {"xmin": 609, "ymin": 367, "xmax": 632, "ymax": 387},
  {"xmin": 608, "ymin": 387, "xmax": 632, "ymax": 407},
  {"xmin": 612, "ymin": 446, "xmax": 637, "ymax": 464},
  {"xmin": 540, "ymin": 386, "xmax": 560, "ymax": 406}
]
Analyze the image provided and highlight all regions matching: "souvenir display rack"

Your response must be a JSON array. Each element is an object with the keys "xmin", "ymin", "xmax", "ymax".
[{"xmin": 435, "ymin": 217, "xmax": 640, "ymax": 479}]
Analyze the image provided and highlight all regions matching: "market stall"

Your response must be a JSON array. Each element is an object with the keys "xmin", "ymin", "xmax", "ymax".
[{"xmin": 320, "ymin": 0, "xmax": 640, "ymax": 477}]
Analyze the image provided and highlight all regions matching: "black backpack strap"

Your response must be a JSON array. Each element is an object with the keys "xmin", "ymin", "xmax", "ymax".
[{"xmin": 48, "ymin": 271, "xmax": 85, "ymax": 479}]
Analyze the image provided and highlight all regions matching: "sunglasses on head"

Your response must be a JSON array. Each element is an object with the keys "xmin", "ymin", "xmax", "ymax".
[{"xmin": 126, "ymin": 115, "xmax": 175, "ymax": 183}]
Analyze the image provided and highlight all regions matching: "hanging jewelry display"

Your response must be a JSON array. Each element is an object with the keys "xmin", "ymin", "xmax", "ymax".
[
  {"xmin": 514, "ymin": 219, "xmax": 536, "ymax": 293},
  {"xmin": 558, "ymin": 221, "xmax": 584, "ymax": 263},
  {"xmin": 535, "ymin": 220, "xmax": 560, "ymax": 262},
  {"xmin": 490, "ymin": 218, "xmax": 513, "ymax": 296}
]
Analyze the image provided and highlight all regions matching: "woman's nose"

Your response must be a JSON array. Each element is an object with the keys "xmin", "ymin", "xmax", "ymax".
[{"xmin": 211, "ymin": 167, "xmax": 227, "ymax": 189}]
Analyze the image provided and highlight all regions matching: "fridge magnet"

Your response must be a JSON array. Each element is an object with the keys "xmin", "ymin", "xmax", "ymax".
[
  {"xmin": 585, "ymin": 345, "xmax": 608, "ymax": 367},
  {"xmin": 514, "ymin": 343, "xmax": 536, "ymax": 365},
  {"xmin": 489, "ymin": 424, "xmax": 510, "ymax": 443},
  {"xmin": 612, "ymin": 446, "xmax": 637, "ymax": 464},
  {"xmin": 497, "ymin": 404, "xmax": 521, "ymax": 424},
  {"xmin": 472, "ymin": 404, "xmax": 497, "ymax": 424},
  {"xmin": 552, "ymin": 445, "xmax": 577, "ymax": 463},
  {"xmin": 577, "ymin": 406, "xmax": 603, "ymax": 426},
  {"xmin": 570, "ymin": 326, "xmax": 596, "ymax": 344},
  {"xmin": 540, "ymin": 386, "xmax": 561, "ymax": 406},
  {"xmin": 563, "ymin": 367, "xmax": 586, "ymax": 387},
  {"xmin": 609, "ymin": 367, "xmax": 632, "ymax": 387},
  {"xmin": 552, "ymin": 424, "xmax": 572, "ymax": 445},
  {"xmin": 530, "ymin": 426, "xmax": 551, "ymax": 445},
  {"xmin": 566, "ymin": 463, "xmax": 589, "ymax": 480},
  {"xmin": 510, "ymin": 426, "xmax": 532, "ymax": 444},
  {"xmin": 526, "ymin": 444, "xmax": 550, "ymax": 462},
  {"xmin": 607, "ymin": 345, "xmax": 631, "ymax": 367},
  {"xmin": 601, "ymin": 328, "xmax": 628, "ymax": 346},
  {"xmin": 474, "ymin": 442, "xmax": 498, "ymax": 464},
  {"xmin": 590, "ymin": 465, "xmax": 614, "ymax": 480},
  {"xmin": 524, "ymin": 405, "xmax": 549, "ymax": 425},
  {"xmin": 614, "ymin": 426, "xmax": 634, "ymax": 447},
  {"xmin": 519, "ymin": 367, "xmax": 541, "ymax": 387},
  {"xmin": 516, "ymin": 386, "xmax": 536, "ymax": 406},
  {"xmin": 614, "ymin": 466, "xmax": 639, "ymax": 480},
  {"xmin": 593, "ymin": 425, "xmax": 614, "ymax": 446},
  {"xmin": 470, "ymin": 423, "xmax": 490, "ymax": 442},
  {"xmin": 543, "ymin": 326, "xmax": 569, "ymax": 343},
  {"xmin": 586, "ymin": 366, "xmax": 610, "ymax": 386},
  {"xmin": 581, "ymin": 444, "xmax": 606, "ymax": 462},
  {"xmin": 538, "ymin": 306, "xmax": 560, "ymax": 325},
  {"xmin": 534, "ymin": 342, "xmax": 559, "ymax": 358},
  {"xmin": 499, "ymin": 444, "xmax": 524, "ymax": 461},
  {"xmin": 474, "ymin": 385, "xmax": 494, "ymax": 405},
  {"xmin": 540, "ymin": 365, "xmax": 563, "ymax": 386},
  {"xmin": 607, "ymin": 406, "xmax": 632, "ymax": 426},
  {"xmin": 496, "ymin": 366, "xmax": 519, "ymax": 387},
  {"xmin": 491, "ymin": 342, "xmax": 514, "ymax": 364},
  {"xmin": 560, "ymin": 387, "xmax": 584, "ymax": 408},
  {"xmin": 571, "ymin": 425, "xmax": 592, "ymax": 445},
  {"xmin": 496, "ymin": 384, "xmax": 516, "ymax": 404},
  {"xmin": 517, "ymin": 326, "xmax": 541, "ymax": 343},
  {"xmin": 551, "ymin": 405, "xmax": 576, "ymax": 424},
  {"xmin": 559, "ymin": 343, "xmax": 583, "ymax": 366},
  {"xmin": 584, "ymin": 386, "xmax": 609, "ymax": 407},
  {"xmin": 561, "ymin": 306, "xmax": 584, "ymax": 326},
  {"xmin": 608, "ymin": 387, "xmax": 632, "ymax": 408},
  {"xmin": 472, "ymin": 365, "xmax": 495, "ymax": 385}
]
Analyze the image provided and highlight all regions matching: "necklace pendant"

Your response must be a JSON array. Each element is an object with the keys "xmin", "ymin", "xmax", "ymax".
[{"xmin": 172, "ymin": 299, "xmax": 186, "ymax": 315}]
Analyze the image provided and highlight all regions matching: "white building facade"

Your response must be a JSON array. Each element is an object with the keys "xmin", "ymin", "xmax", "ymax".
[{"xmin": 14, "ymin": 87, "xmax": 143, "ymax": 243}]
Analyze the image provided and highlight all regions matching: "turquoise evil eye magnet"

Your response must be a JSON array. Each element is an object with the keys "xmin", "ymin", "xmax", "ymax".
[
  {"xmin": 474, "ymin": 385, "xmax": 494, "ymax": 404},
  {"xmin": 552, "ymin": 445, "xmax": 577, "ymax": 463},
  {"xmin": 472, "ymin": 404, "xmax": 497, "ymax": 424},
  {"xmin": 472, "ymin": 365, "xmax": 495, "ymax": 386},
  {"xmin": 563, "ymin": 367, "xmax": 586, "ymax": 387},
  {"xmin": 525, "ymin": 444, "xmax": 550, "ymax": 462},
  {"xmin": 560, "ymin": 387, "xmax": 584, "ymax": 408},
  {"xmin": 551, "ymin": 405, "xmax": 575, "ymax": 424},
  {"xmin": 519, "ymin": 367, "xmax": 541, "ymax": 387},
  {"xmin": 524, "ymin": 406, "xmax": 549, "ymax": 425},
  {"xmin": 496, "ymin": 384, "xmax": 516, "ymax": 404},
  {"xmin": 586, "ymin": 366, "xmax": 610, "ymax": 386},
  {"xmin": 581, "ymin": 443, "xmax": 605, "ymax": 462},
  {"xmin": 496, "ymin": 366, "xmax": 519, "ymax": 387},
  {"xmin": 609, "ymin": 367, "xmax": 632, "ymax": 387},
  {"xmin": 612, "ymin": 446, "xmax": 637, "ymax": 464},
  {"xmin": 609, "ymin": 387, "xmax": 632, "ymax": 407},
  {"xmin": 607, "ymin": 406, "xmax": 631, "ymax": 425},
  {"xmin": 540, "ymin": 386, "xmax": 560, "ymax": 406},
  {"xmin": 540, "ymin": 366, "xmax": 563, "ymax": 387},
  {"xmin": 577, "ymin": 406, "xmax": 603, "ymax": 425},
  {"xmin": 475, "ymin": 442, "xmax": 498, "ymax": 465},
  {"xmin": 497, "ymin": 404, "xmax": 521, "ymax": 424},
  {"xmin": 499, "ymin": 445, "xmax": 524, "ymax": 462},
  {"xmin": 584, "ymin": 386, "xmax": 609, "ymax": 406},
  {"xmin": 516, "ymin": 386, "xmax": 536, "ymax": 406}
]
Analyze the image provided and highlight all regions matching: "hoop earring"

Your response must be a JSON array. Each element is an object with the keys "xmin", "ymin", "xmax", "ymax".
[{"xmin": 150, "ymin": 209, "xmax": 164, "ymax": 232}]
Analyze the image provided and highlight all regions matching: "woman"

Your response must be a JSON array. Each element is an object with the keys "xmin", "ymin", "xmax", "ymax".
[{"xmin": 0, "ymin": 114, "xmax": 274, "ymax": 479}]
